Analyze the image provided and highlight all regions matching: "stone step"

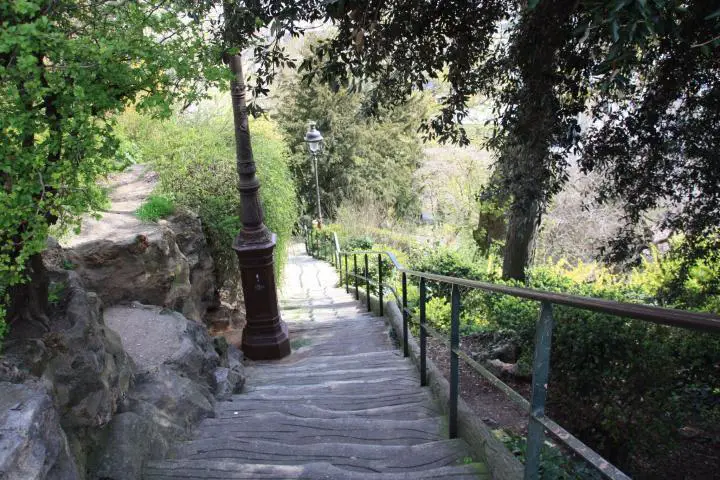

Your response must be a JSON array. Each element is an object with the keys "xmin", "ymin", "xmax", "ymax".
[
  {"xmin": 243, "ymin": 376, "xmax": 420, "ymax": 395},
  {"xmin": 248, "ymin": 366, "xmax": 418, "ymax": 386},
  {"xmin": 192, "ymin": 414, "xmax": 444, "ymax": 446},
  {"xmin": 251, "ymin": 350, "xmax": 402, "ymax": 369},
  {"xmin": 144, "ymin": 460, "xmax": 489, "ymax": 479},
  {"xmin": 223, "ymin": 389, "xmax": 434, "ymax": 411},
  {"xmin": 215, "ymin": 399, "xmax": 438, "ymax": 421},
  {"xmin": 170, "ymin": 438, "xmax": 472, "ymax": 473}
]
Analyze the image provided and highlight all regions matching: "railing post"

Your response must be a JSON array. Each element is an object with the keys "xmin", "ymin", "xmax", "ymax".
[
  {"xmin": 419, "ymin": 277, "xmax": 427, "ymax": 387},
  {"xmin": 353, "ymin": 254, "xmax": 359, "ymax": 300},
  {"xmin": 344, "ymin": 253, "xmax": 349, "ymax": 293},
  {"xmin": 314, "ymin": 232, "xmax": 319, "ymax": 257},
  {"xmin": 402, "ymin": 272, "xmax": 409, "ymax": 358},
  {"xmin": 449, "ymin": 284, "xmax": 460, "ymax": 439},
  {"xmin": 378, "ymin": 254, "xmax": 384, "ymax": 317},
  {"xmin": 364, "ymin": 254, "xmax": 371, "ymax": 312},
  {"xmin": 524, "ymin": 301, "xmax": 555, "ymax": 480}
]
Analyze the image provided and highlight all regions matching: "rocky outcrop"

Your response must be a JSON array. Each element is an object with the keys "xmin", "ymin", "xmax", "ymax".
[
  {"xmin": 88, "ymin": 303, "xmax": 245, "ymax": 480},
  {"xmin": 1, "ymin": 260, "xmax": 136, "ymax": 476},
  {"xmin": 1, "ymin": 246, "xmax": 244, "ymax": 480},
  {"xmin": 0, "ymin": 381, "xmax": 80, "ymax": 480},
  {"xmin": 63, "ymin": 209, "xmax": 217, "ymax": 323}
]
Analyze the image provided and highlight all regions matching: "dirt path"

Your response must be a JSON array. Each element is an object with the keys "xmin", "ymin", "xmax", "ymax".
[{"xmin": 61, "ymin": 164, "xmax": 157, "ymax": 248}]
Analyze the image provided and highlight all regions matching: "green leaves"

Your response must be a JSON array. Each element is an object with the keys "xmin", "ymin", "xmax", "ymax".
[{"xmin": 0, "ymin": 0, "xmax": 225, "ymax": 343}]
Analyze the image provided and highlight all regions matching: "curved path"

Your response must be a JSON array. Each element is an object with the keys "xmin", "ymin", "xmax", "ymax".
[{"xmin": 145, "ymin": 244, "xmax": 488, "ymax": 479}]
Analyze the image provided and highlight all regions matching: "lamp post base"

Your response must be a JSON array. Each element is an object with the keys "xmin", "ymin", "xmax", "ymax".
[{"xmin": 234, "ymin": 233, "xmax": 291, "ymax": 360}]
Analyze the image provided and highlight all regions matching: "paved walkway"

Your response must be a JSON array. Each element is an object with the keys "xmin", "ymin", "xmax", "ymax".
[{"xmin": 145, "ymin": 244, "xmax": 487, "ymax": 479}]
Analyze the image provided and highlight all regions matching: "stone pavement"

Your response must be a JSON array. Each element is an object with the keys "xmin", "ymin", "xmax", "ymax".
[{"xmin": 145, "ymin": 243, "xmax": 488, "ymax": 479}]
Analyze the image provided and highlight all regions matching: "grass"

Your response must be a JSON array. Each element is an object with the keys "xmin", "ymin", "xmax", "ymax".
[{"xmin": 136, "ymin": 195, "xmax": 175, "ymax": 222}]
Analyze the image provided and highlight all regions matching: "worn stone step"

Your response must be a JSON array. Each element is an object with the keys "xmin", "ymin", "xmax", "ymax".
[
  {"xmin": 215, "ymin": 399, "xmax": 438, "ymax": 421},
  {"xmin": 171, "ymin": 438, "xmax": 472, "ymax": 473},
  {"xmin": 223, "ymin": 389, "xmax": 434, "ymax": 411},
  {"xmin": 243, "ymin": 376, "xmax": 419, "ymax": 395},
  {"xmin": 193, "ymin": 414, "xmax": 444, "ymax": 446},
  {"xmin": 249, "ymin": 366, "xmax": 417, "ymax": 387},
  {"xmin": 144, "ymin": 460, "xmax": 489, "ymax": 479},
  {"xmin": 251, "ymin": 351, "xmax": 402, "ymax": 370}
]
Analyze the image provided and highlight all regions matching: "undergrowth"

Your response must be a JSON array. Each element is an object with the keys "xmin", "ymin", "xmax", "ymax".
[{"xmin": 136, "ymin": 195, "xmax": 175, "ymax": 221}]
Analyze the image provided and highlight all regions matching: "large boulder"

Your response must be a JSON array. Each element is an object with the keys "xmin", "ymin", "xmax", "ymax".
[
  {"xmin": 63, "ymin": 208, "xmax": 217, "ymax": 323},
  {"xmin": 0, "ymin": 381, "xmax": 80, "ymax": 480},
  {"xmin": 88, "ymin": 303, "xmax": 245, "ymax": 479}
]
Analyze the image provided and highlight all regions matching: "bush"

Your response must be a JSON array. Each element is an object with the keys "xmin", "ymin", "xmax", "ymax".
[
  {"xmin": 473, "ymin": 266, "xmax": 720, "ymax": 475},
  {"xmin": 136, "ymin": 195, "xmax": 175, "ymax": 221},
  {"xmin": 118, "ymin": 109, "xmax": 297, "ymax": 287}
]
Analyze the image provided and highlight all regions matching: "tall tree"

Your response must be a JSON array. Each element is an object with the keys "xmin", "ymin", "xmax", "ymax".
[{"xmin": 299, "ymin": 0, "xmax": 585, "ymax": 281}]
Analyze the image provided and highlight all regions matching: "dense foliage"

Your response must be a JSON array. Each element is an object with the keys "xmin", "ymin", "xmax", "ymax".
[
  {"xmin": 118, "ymin": 110, "xmax": 297, "ymax": 285},
  {"xmin": 579, "ymin": 1, "xmax": 720, "ymax": 269},
  {"xmin": 291, "ymin": 0, "xmax": 720, "ymax": 283},
  {"xmin": 276, "ymin": 75, "xmax": 425, "ymax": 222},
  {"xmin": 0, "ymin": 0, "xmax": 224, "ymax": 343}
]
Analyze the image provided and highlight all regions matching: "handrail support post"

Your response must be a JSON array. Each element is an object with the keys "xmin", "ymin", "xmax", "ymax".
[
  {"xmin": 401, "ymin": 272, "xmax": 409, "ymax": 357},
  {"xmin": 364, "ymin": 254, "xmax": 371, "ymax": 312},
  {"xmin": 353, "ymin": 254, "xmax": 359, "ymax": 300},
  {"xmin": 378, "ymin": 254, "xmax": 384, "ymax": 317},
  {"xmin": 419, "ymin": 277, "xmax": 427, "ymax": 386},
  {"xmin": 344, "ymin": 253, "xmax": 349, "ymax": 293},
  {"xmin": 449, "ymin": 284, "xmax": 461, "ymax": 439},
  {"xmin": 524, "ymin": 301, "xmax": 555, "ymax": 480}
]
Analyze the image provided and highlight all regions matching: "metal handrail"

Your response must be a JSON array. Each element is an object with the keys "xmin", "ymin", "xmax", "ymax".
[{"xmin": 305, "ymin": 230, "xmax": 720, "ymax": 480}]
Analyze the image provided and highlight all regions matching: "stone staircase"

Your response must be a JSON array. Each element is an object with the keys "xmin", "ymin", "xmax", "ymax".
[{"xmin": 144, "ymin": 245, "xmax": 488, "ymax": 479}]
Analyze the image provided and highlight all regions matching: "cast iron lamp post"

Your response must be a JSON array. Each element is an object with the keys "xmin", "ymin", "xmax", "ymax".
[
  {"xmin": 304, "ymin": 122, "xmax": 324, "ymax": 228},
  {"xmin": 228, "ymin": 54, "xmax": 290, "ymax": 360}
]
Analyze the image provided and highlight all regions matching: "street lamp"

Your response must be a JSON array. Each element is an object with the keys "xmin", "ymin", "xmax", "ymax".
[
  {"xmin": 304, "ymin": 122, "xmax": 324, "ymax": 228},
  {"xmin": 227, "ymin": 54, "xmax": 290, "ymax": 360}
]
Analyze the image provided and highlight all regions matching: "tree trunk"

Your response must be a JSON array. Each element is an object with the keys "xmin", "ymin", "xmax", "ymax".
[
  {"xmin": 7, "ymin": 253, "xmax": 51, "ymax": 339},
  {"xmin": 502, "ymin": 198, "xmax": 540, "ymax": 282}
]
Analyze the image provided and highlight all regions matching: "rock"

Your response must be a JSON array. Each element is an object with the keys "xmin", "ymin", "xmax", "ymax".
[
  {"xmin": 63, "ymin": 210, "xmax": 217, "ymax": 323},
  {"xmin": 121, "ymin": 366, "xmax": 215, "ymax": 438},
  {"xmin": 0, "ymin": 381, "xmax": 80, "ymax": 480},
  {"xmin": 90, "ymin": 412, "xmax": 168, "ymax": 480},
  {"xmin": 2, "ymin": 264, "xmax": 135, "ymax": 476},
  {"xmin": 212, "ymin": 337, "xmax": 246, "ymax": 400},
  {"xmin": 104, "ymin": 303, "xmax": 220, "ymax": 385},
  {"xmin": 467, "ymin": 331, "xmax": 521, "ymax": 364},
  {"xmin": 166, "ymin": 209, "xmax": 219, "ymax": 321},
  {"xmin": 484, "ymin": 359, "xmax": 520, "ymax": 378},
  {"xmin": 64, "ymin": 227, "xmax": 192, "ymax": 317},
  {"xmin": 46, "ymin": 273, "xmax": 135, "ymax": 430},
  {"xmin": 212, "ymin": 366, "xmax": 244, "ymax": 401},
  {"xmin": 490, "ymin": 343, "xmax": 519, "ymax": 364}
]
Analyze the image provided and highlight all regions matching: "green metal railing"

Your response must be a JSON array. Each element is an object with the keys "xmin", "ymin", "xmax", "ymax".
[{"xmin": 304, "ymin": 228, "xmax": 720, "ymax": 480}]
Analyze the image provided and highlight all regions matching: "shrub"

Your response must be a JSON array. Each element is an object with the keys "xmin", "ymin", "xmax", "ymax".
[
  {"xmin": 136, "ymin": 195, "xmax": 175, "ymax": 222},
  {"xmin": 118, "ymin": 109, "xmax": 297, "ymax": 287}
]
